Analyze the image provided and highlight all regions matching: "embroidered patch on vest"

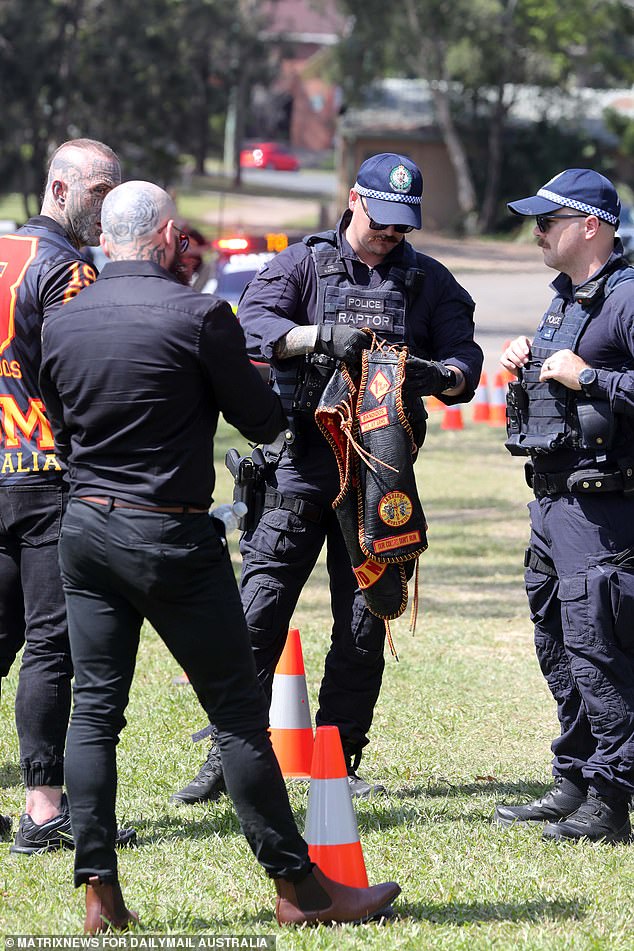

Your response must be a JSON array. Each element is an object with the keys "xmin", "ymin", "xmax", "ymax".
[{"xmin": 378, "ymin": 491, "xmax": 413, "ymax": 527}]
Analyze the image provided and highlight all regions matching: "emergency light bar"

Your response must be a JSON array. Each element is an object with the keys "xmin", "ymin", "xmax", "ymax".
[{"xmin": 214, "ymin": 233, "xmax": 289, "ymax": 255}]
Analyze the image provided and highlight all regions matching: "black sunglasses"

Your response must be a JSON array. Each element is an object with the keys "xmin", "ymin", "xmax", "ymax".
[
  {"xmin": 535, "ymin": 214, "xmax": 588, "ymax": 234},
  {"xmin": 158, "ymin": 220, "xmax": 190, "ymax": 253},
  {"xmin": 359, "ymin": 196, "xmax": 414, "ymax": 234}
]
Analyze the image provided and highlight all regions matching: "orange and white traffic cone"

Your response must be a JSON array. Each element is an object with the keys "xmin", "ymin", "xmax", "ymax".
[
  {"xmin": 472, "ymin": 371, "xmax": 490, "ymax": 423},
  {"xmin": 425, "ymin": 395, "xmax": 445, "ymax": 412},
  {"xmin": 489, "ymin": 372, "xmax": 507, "ymax": 427},
  {"xmin": 304, "ymin": 725, "xmax": 369, "ymax": 887},
  {"xmin": 441, "ymin": 405, "xmax": 464, "ymax": 430},
  {"xmin": 269, "ymin": 628, "xmax": 314, "ymax": 778}
]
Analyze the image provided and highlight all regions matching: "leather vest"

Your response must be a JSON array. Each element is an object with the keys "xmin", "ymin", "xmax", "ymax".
[
  {"xmin": 273, "ymin": 230, "xmax": 425, "ymax": 419},
  {"xmin": 506, "ymin": 262, "xmax": 634, "ymax": 457}
]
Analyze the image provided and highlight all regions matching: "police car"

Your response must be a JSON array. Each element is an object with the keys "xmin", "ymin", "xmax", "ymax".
[{"xmin": 202, "ymin": 233, "xmax": 290, "ymax": 311}]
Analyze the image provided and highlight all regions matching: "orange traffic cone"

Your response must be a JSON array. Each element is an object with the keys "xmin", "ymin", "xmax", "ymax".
[
  {"xmin": 489, "ymin": 372, "xmax": 507, "ymax": 427},
  {"xmin": 269, "ymin": 628, "xmax": 314, "ymax": 778},
  {"xmin": 425, "ymin": 395, "xmax": 445, "ymax": 412},
  {"xmin": 441, "ymin": 405, "xmax": 464, "ymax": 430},
  {"xmin": 472, "ymin": 371, "xmax": 490, "ymax": 423},
  {"xmin": 304, "ymin": 725, "xmax": 369, "ymax": 887}
]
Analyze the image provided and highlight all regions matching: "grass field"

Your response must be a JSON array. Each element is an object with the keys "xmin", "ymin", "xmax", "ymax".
[{"xmin": 2, "ymin": 412, "xmax": 634, "ymax": 949}]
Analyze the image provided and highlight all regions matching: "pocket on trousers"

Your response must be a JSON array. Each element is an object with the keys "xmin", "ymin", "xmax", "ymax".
[
  {"xmin": 240, "ymin": 507, "xmax": 308, "ymax": 561},
  {"xmin": 558, "ymin": 575, "xmax": 588, "ymax": 647}
]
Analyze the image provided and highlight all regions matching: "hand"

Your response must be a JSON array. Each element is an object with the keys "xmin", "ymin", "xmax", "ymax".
[
  {"xmin": 500, "ymin": 336, "xmax": 531, "ymax": 376},
  {"xmin": 314, "ymin": 325, "xmax": 371, "ymax": 365},
  {"xmin": 540, "ymin": 349, "xmax": 587, "ymax": 389},
  {"xmin": 404, "ymin": 356, "xmax": 456, "ymax": 396}
]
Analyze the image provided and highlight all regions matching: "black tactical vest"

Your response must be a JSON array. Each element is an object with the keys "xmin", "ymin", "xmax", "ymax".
[
  {"xmin": 506, "ymin": 262, "xmax": 634, "ymax": 457},
  {"xmin": 273, "ymin": 230, "xmax": 425, "ymax": 419}
]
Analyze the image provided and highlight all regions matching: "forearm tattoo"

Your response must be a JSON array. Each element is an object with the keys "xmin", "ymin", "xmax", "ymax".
[{"xmin": 274, "ymin": 325, "xmax": 318, "ymax": 359}]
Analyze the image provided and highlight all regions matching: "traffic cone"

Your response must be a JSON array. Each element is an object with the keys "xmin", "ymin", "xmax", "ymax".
[
  {"xmin": 269, "ymin": 628, "xmax": 314, "ymax": 778},
  {"xmin": 425, "ymin": 395, "xmax": 445, "ymax": 412},
  {"xmin": 304, "ymin": 725, "xmax": 369, "ymax": 887},
  {"xmin": 440, "ymin": 405, "xmax": 464, "ymax": 430},
  {"xmin": 472, "ymin": 371, "xmax": 490, "ymax": 423},
  {"xmin": 489, "ymin": 372, "xmax": 507, "ymax": 426}
]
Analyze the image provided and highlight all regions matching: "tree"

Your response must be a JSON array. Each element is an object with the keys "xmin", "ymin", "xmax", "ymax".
[{"xmin": 334, "ymin": 0, "xmax": 634, "ymax": 233}]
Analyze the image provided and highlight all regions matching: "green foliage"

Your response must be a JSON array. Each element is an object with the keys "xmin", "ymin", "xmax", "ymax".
[{"xmin": 0, "ymin": 0, "xmax": 276, "ymax": 200}]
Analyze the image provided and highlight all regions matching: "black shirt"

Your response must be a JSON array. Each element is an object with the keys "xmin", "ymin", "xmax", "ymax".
[{"xmin": 40, "ymin": 260, "xmax": 285, "ymax": 508}]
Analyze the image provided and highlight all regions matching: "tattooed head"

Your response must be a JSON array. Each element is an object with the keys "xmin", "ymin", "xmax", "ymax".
[
  {"xmin": 41, "ymin": 138, "xmax": 121, "ymax": 249},
  {"xmin": 100, "ymin": 181, "xmax": 182, "ymax": 273}
]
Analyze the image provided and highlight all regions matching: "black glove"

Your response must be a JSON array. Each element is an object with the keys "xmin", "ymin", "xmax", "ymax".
[
  {"xmin": 314, "ymin": 325, "xmax": 371, "ymax": 365},
  {"xmin": 404, "ymin": 356, "xmax": 457, "ymax": 396}
]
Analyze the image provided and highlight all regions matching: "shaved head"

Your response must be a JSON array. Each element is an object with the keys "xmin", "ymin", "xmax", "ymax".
[
  {"xmin": 100, "ymin": 181, "xmax": 181, "ymax": 272},
  {"xmin": 40, "ymin": 137, "xmax": 121, "ymax": 248}
]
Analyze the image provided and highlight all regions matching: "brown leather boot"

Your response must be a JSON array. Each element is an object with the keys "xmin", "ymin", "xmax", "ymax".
[
  {"xmin": 84, "ymin": 876, "xmax": 139, "ymax": 934},
  {"xmin": 275, "ymin": 864, "xmax": 400, "ymax": 925}
]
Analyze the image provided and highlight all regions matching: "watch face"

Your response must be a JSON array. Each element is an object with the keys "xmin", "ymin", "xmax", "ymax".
[{"xmin": 579, "ymin": 368, "xmax": 596, "ymax": 387}]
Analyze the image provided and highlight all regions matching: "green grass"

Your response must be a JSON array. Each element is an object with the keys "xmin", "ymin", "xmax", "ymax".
[{"xmin": 2, "ymin": 413, "xmax": 634, "ymax": 948}]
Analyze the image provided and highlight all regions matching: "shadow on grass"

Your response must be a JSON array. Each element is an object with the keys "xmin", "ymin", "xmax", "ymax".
[
  {"xmin": 398, "ymin": 897, "xmax": 585, "ymax": 925},
  {"xmin": 0, "ymin": 761, "xmax": 21, "ymax": 787},
  {"xmin": 420, "ymin": 778, "xmax": 551, "ymax": 800}
]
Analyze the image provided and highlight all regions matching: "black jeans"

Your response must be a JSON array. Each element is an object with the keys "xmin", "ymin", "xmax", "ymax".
[
  {"xmin": 0, "ymin": 482, "xmax": 71, "ymax": 787},
  {"xmin": 58, "ymin": 498, "xmax": 311, "ymax": 886}
]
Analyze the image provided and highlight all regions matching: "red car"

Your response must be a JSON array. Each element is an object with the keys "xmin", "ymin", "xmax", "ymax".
[{"xmin": 239, "ymin": 142, "xmax": 300, "ymax": 171}]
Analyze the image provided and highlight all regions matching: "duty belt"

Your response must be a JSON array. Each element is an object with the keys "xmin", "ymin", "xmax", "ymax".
[
  {"xmin": 527, "ymin": 464, "xmax": 634, "ymax": 498},
  {"xmin": 263, "ymin": 489, "xmax": 323, "ymax": 524}
]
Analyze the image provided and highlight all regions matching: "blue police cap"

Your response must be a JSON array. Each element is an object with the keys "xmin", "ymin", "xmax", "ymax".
[
  {"xmin": 508, "ymin": 168, "xmax": 620, "ymax": 226},
  {"xmin": 354, "ymin": 153, "xmax": 423, "ymax": 229}
]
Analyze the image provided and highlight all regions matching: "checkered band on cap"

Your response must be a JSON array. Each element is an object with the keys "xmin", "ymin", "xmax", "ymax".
[
  {"xmin": 537, "ymin": 188, "xmax": 619, "ymax": 225},
  {"xmin": 354, "ymin": 182, "xmax": 422, "ymax": 205}
]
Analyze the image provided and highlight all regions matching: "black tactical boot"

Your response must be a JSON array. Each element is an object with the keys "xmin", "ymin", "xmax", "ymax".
[
  {"xmin": 542, "ymin": 791, "xmax": 632, "ymax": 843},
  {"xmin": 170, "ymin": 739, "xmax": 226, "ymax": 805},
  {"xmin": 344, "ymin": 748, "xmax": 387, "ymax": 799},
  {"xmin": 493, "ymin": 776, "xmax": 587, "ymax": 827}
]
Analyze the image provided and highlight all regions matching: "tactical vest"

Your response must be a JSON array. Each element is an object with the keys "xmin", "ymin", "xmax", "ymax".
[
  {"xmin": 273, "ymin": 229, "xmax": 425, "ymax": 422},
  {"xmin": 506, "ymin": 262, "xmax": 634, "ymax": 458}
]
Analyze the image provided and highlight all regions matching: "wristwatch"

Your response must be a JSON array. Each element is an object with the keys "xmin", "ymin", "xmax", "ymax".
[{"xmin": 578, "ymin": 366, "xmax": 597, "ymax": 396}]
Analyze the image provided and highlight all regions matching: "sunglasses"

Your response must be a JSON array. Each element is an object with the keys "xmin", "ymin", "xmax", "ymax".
[
  {"xmin": 359, "ymin": 196, "xmax": 414, "ymax": 234},
  {"xmin": 535, "ymin": 214, "xmax": 588, "ymax": 234},
  {"xmin": 158, "ymin": 220, "xmax": 190, "ymax": 253}
]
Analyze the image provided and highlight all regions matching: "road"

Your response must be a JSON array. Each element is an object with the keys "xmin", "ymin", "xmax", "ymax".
[{"xmin": 208, "ymin": 188, "xmax": 551, "ymax": 377}]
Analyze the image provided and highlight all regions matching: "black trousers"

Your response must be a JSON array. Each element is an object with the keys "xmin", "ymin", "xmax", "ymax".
[
  {"xmin": 240, "ymin": 504, "xmax": 386, "ymax": 755},
  {"xmin": 58, "ymin": 498, "xmax": 310, "ymax": 886},
  {"xmin": 526, "ymin": 493, "xmax": 634, "ymax": 796},
  {"xmin": 0, "ymin": 482, "xmax": 71, "ymax": 787}
]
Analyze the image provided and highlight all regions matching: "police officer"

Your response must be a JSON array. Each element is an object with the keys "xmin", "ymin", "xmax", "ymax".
[
  {"xmin": 39, "ymin": 180, "xmax": 400, "ymax": 931},
  {"xmin": 0, "ymin": 139, "xmax": 132, "ymax": 854},
  {"xmin": 495, "ymin": 169, "xmax": 634, "ymax": 842},
  {"xmin": 172, "ymin": 152, "xmax": 483, "ymax": 805}
]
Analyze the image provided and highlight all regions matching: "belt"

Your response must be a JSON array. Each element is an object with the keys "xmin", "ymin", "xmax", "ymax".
[
  {"xmin": 76, "ymin": 496, "xmax": 209, "ymax": 514},
  {"xmin": 263, "ymin": 489, "xmax": 323, "ymax": 524},
  {"xmin": 528, "ymin": 467, "xmax": 633, "ymax": 498}
]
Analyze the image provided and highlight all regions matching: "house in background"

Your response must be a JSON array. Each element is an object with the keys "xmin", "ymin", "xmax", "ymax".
[
  {"xmin": 254, "ymin": 0, "xmax": 346, "ymax": 152},
  {"xmin": 337, "ymin": 78, "xmax": 634, "ymax": 231}
]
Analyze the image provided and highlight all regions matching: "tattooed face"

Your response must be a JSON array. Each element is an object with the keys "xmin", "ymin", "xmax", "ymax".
[{"xmin": 59, "ymin": 152, "xmax": 122, "ymax": 247}]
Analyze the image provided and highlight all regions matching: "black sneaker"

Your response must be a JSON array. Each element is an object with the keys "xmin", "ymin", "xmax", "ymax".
[
  {"xmin": 493, "ymin": 777, "xmax": 586, "ymax": 827},
  {"xmin": 1, "ymin": 813, "xmax": 11, "ymax": 838},
  {"xmin": 170, "ymin": 741, "xmax": 226, "ymax": 805},
  {"xmin": 542, "ymin": 793, "xmax": 632, "ymax": 844},
  {"xmin": 10, "ymin": 794, "xmax": 137, "ymax": 855}
]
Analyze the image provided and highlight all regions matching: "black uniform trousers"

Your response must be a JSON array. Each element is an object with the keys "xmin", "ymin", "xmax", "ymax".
[
  {"xmin": 58, "ymin": 498, "xmax": 311, "ymax": 886},
  {"xmin": 526, "ymin": 491, "xmax": 634, "ymax": 796},
  {"xmin": 240, "ymin": 502, "xmax": 386, "ymax": 755},
  {"xmin": 0, "ymin": 482, "xmax": 71, "ymax": 787}
]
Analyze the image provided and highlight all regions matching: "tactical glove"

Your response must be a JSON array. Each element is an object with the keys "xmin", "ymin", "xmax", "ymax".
[
  {"xmin": 314, "ymin": 325, "xmax": 371, "ymax": 366},
  {"xmin": 404, "ymin": 356, "xmax": 457, "ymax": 396}
]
